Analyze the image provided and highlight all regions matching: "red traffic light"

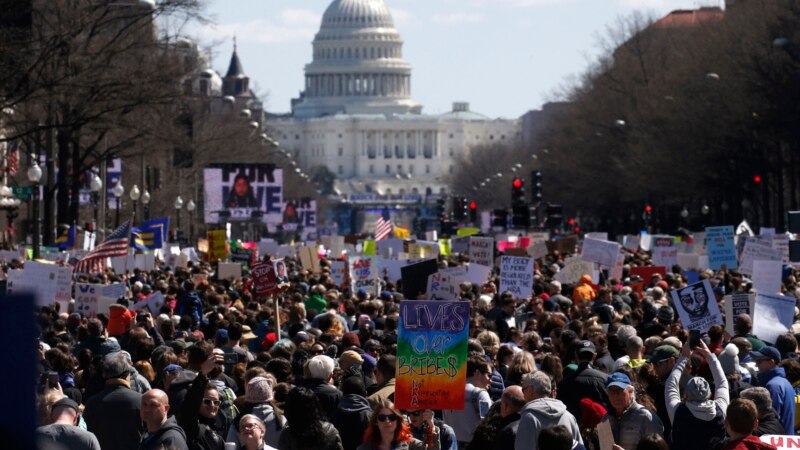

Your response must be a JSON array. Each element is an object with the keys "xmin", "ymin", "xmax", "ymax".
[
  {"xmin": 567, "ymin": 218, "xmax": 575, "ymax": 226},
  {"xmin": 645, "ymin": 205, "xmax": 652, "ymax": 213},
  {"xmin": 469, "ymin": 201, "xmax": 477, "ymax": 210},
  {"xmin": 753, "ymin": 175, "xmax": 762, "ymax": 184},
  {"xmin": 512, "ymin": 178, "xmax": 523, "ymax": 189}
]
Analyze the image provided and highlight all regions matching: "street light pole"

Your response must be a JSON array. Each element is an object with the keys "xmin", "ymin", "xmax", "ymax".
[
  {"xmin": 90, "ymin": 174, "xmax": 103, "ymax": 243},
  {"xmin": 174, "ymin": 195, "xmax": 183, "ymax": 243},
  {"xmin": 130, "ymin": 184, "xmax": 140, "ymax": 224},
  {"xmin": 27, "ymin": 158, "xmax": 43, "ymax": 259},
  {"xmin": 186, "ymin": 199, "xmax": 195, "ymax": 245},
  {"xmin": 112, "ymin": 181, "xmax": 124, "ymax": 228},
  {"xmin": 142, "ymin": 189, "xmax": 150, "ymax": 221}
]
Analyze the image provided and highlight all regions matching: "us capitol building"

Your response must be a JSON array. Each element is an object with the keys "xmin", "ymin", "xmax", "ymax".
[{"xmin": 267, "ymin": 0, "xmax": 520, "ymax": 205}]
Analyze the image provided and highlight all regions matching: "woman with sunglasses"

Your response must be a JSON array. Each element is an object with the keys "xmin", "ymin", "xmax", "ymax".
[
  {"xmin": 358, "ymin": 400, "xmax": 440, "ymax": 450},
  {"xmin": 177, "ymin": 352, "xmax": 227, "ymax": 450},
  {"xmin": 237, "ymin": 415, "xmax": 277, "ymax": 450}
]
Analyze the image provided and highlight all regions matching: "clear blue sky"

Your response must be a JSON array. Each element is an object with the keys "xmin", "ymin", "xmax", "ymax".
[{"xmin": 189, "ymin": 0, "xmax": 718, "ymax": 118}]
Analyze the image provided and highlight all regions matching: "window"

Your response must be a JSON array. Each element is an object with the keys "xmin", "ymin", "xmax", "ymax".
[
  {"xmin": 449, "ymin": 133, "xmax": 453, "ymax": 139},
  {"xmin": 449, "ymin": 165, "xmax": 454, "ymax": 174},
  {"xmin": 385, "ymin": 165, "xmax": 390, "ymax": 174},
  {"xmin": 395, "ymin": 145, "xmax": 403, "ymax": 159},
  {"xmin": 338, "ymin": 165, "xmax": 343, "ymax": 175},
  {"xmin": 338, "ymin": 147, "xmax": 343, "ymax": 157},
  {"xmin": 383, "ymin": 146, "xmax": 391, "ymax": 158},
  {"xmin": 367, "ymin": 146, "xmax": 376, "ymax": 159},
  {"xmin": 408, "ymin": 146, "xmax": 416, "ymax": 159},
  {"xmin": 369, "ymin": 164, "xmax": 374, "ymax": 174},
  {"xmin": 449, "ymin": 148, "xmax": 454, "ymax": 157},
  {"xmin": 409, "ymin": 165, "xmax": 414, "ymax": 174},
  {"xmin": 295, "ymin": 134, "xmax": 300, "ymax": 140},
  {"xmin": 425, "ymin": 165, "xmax": 430, "ymax": 174},
  {"xmin": 423, "ymin": 146, "xmax": 432, "ymax": 159},
  {"xmin": 397, "ymin": 164, "xmax": 403, "ymax": 174}
]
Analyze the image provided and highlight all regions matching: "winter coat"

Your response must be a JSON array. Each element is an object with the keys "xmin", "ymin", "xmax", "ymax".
[
  {"xmin": 558, "ymin": 362, "xmax": 609, "ymax": 422},
  {"xmin": 572, "ymin": 275, "xmax": 596, "ymax": 304},
  {"xmin": 754, "ymin": 411, "xmax": 786, "ymax": 437},
  {"xmin": 367, "ymin": 378, "xmax": 395, "ymax": 410},
  {"xmin": 303, "ymin": 378, "xmax": 343, "ymax": 420},
  {"xmin": 277, "ymin": 422, "xmax": 343, "ymax": 450},
  {"xmin": 227, "ymin": 402, "xmax": 285, "ymax": 449},
  {"xmin": 331, "ymin": 393, "xmax": 372, "ymax": 450},
  {"xmin": 176, "ymin": 291, "xmax": 202, "ymax": 326},
  {"xmin": 720, "ymin": 435, "xmax": 778, "ymax": 450},
  {"xmin": 139, "ymin": 416, "xmax": 189, "ymax": 450},
  {"xmin": 603, "ymin": 400, "xmax": 663, "ymax": 450},
  {"xmin": 83, "ymin": 381, "xmax": 143, "ymax": 450},
  {"xmin": 757, "ymin": 366, "xmax": 796, "ymax": 434},
  {"xmin": 176, "ymin": 372, "xmax": 225, "ymax": 450},
  {"xmin": 73, "ymin": 335, "xmax": 121, "ymax": 360},
  {"xmin": 304, "ymin": 294, "xmax": 327, "ymax": 314},
  {"xmin": 108, "ymin": 304, "xmax": 135, "ymax": 336},
  {"xmin": 492, "ymin": 412, "xmax": 520, "ymax": 450},
  {"xmin": 514, "ymin": 397, "xmax": 583, "ymax": 450},
  {"xmin": 168, "ymin": 369, "xmax": 199, "ymax": 415}
]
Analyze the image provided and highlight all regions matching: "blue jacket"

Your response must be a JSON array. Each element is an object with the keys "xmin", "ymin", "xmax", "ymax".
[
  {"xmin": 757, "ymin": 366, "xmax": 796, "ymax": 434},
  {"xmin": 175, "ymin": 291, "xmax": 202, "ymax": 326}
]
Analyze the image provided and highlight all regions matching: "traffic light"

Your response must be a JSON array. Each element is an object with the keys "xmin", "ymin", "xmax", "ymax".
[
  {"xmin": 452, "ymin": 197, "xmax": 469, "ymax": 221},
  {"xmin": 531, "ymin": 171, "xmax": 543, "ymax": 204},
  {"xmin": 511, "ymin": 178, "xmax": 525, "ymax": 207},
  {"xmin": 469, "ymin": 201, "xmax": 478, "ymax": 223},
  {"xmin": 435, "ymin": 196, "xmax": 446, "ymax": 219},
  {"xmin": 545, "ymin": 204, "xmax": 563, "ymax": 229},
  {"xmin": 512, "ymin": 205, "xmax": 530, "ymax": 229},
  {"xmin": 643, "ymin": 205, "xmax": 653, "ymax": 227},
  {"xmin": 753, "ymin": 175, "xmax": 762, "ymax": 184},
  {"xmin": 492, "ymin": 209, "xmax": 509, "ymax": 229}
]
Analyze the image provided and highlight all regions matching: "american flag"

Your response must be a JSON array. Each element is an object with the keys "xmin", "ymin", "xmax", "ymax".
[
  {"xmin": 6, "ymin": 140, "xmax": 18, "ymax": 175},
  {"xmin": 74, "ymin": 220, "xmax": 131, "ymax": 274},
  {"xmin": 375, "ymin": 216, "xmax": 393, "ymax": 241}
]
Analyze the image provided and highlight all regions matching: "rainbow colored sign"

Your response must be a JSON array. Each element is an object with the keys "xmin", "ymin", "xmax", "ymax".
[{"xmin": 395, "ymin": 300, "xmax": 470, "ymax": 410}]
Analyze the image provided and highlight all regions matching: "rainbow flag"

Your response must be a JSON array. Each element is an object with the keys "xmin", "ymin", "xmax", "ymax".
[{"xmin": 395, "ymin": 300, "xmax": 470, "ymax": 410}]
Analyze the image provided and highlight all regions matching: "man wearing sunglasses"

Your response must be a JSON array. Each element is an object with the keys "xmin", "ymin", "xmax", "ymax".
[{"xmin": 405, "ymin": 409, "xmax": 458, "ymax": 450}]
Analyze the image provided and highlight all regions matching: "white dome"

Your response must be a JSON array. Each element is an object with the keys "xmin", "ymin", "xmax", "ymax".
[
  {"xmin": 293, "ymin": 0, "xmax": 421, "ymax": 118},
  {"xmin": 320, "ymin": 0, "xmax": 394, "ymax": 29}
]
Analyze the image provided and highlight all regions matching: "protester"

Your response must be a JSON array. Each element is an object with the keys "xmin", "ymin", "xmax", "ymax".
[
  {"xmin": 83, "ymin": 352, "xmax": 143, "ymax": 450},
  {"xmin": 140, "ymin": 389, "xmax": 189, "ymax": 450},
  {"xmin": 443, "ymin": 355, "xmax": 493, "ymax": 448},
  {"xmin": 720, "ymin": 399, "xmax": 778, "ymax": 450},
  {"xmin": 357, "ymin": 400, "xmax": 437, "ymax": 450},
  {"xmin": 601, "ymin": 372, "xmax": 663, "ymax": 450},
  {"xmin": 515, "ymin": 371, "xmax": 582, "ymax": 450},
  {"xmin": 278, "ymin": 386, "xmax": 343, "ymax": 450},
  {"xmin": 36, "ymin": 397, "xmax": 101, "ymax": 450},
  {"xmin": 751, "ymin": 346, "xmax": 796, "ymax": 433},
  {"xmin": 237, "ymin": 415, "xmax": 278, "ymax": 450}
]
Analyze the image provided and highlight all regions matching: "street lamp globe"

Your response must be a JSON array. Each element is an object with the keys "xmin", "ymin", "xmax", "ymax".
[
  {"xmin": 129, "ymin": 184, "xmax": 141, "ymax": 201},
  {"xmin": 142, "ymin": 190, "xmax": 151, "ymax": 205},
  {"xmin": 680, "ymin": 207, "xmax": 689, "ymax": 218},
  {"xmin": 27, "ymin": 161, "xmax": 42, "ymax": 183},
  {"xmin": 186, "ymin": 199, "xmax": 196, "ymax": 212},
  {"xmin": 112, "ymin": 181, "xmax": 124, "ymax": 198},
  {"xmin": 0, "ymin": 184, "xmax": 11, "ymax": 197},
  {"xmin": 90, "ymin": 174, "xmax": 103, "ymax": 192},
  {"xmin": 701, "ymin": 204, "xmax": 710, "ymax": 215},
  {"xmin": 174, "ymin": 196, "xmax": 184, "ymax": 210}
]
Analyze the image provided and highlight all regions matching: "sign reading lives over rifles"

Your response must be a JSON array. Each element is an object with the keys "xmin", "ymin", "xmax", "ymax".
[
  {"xmin": 396, "ymin": 300, "xmax": 470, "ymax": 410},
  {"xmin": 670, "ymin": 279, "xmax": 723, "ymax": 332},
  {"xmin": 203, "ymin": 164, "xmax": 283, "ymax": 225},
  {"xmin": 499, "ymin": 256, "xmax": 534, "ymax": 299}
]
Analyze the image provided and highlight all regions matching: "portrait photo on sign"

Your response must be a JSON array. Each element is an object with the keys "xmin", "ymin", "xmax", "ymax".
[
  {"xmin": 670, "ymin": 279, "xmax": 722, "ymax": 332},
  {"xmin": 273, "ymin": 258, "xmax": 288, "ymax": 283},
  {"xmin": 203, "ymin": 164, "xmax": 283, "ymax": 224}
]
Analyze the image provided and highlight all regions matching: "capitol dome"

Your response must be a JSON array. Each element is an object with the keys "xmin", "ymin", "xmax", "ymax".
[{"xmin": 291, "ymin": 0, "xmax": 421, "ymax": 118}]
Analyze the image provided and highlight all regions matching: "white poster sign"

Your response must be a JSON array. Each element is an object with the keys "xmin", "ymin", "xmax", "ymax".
[
  {"xmin": 651, "ymin": 236, "xmax": 678, "ymax": 268},
  {"xmin": 670, "ymin": 279, "xmax": 723, "ymax": 332},
  {"xmin": 581, "ymin": 237, "xmax": 622, "ymax": 269},
  {"xmin": 554, "ymin": 257, "xmax": 598, "ymax": 285},
  {"xmin": 469, "ymin": 237, "xmax": 494, "ymax": 267},
  {"xmin": 330, "ymin": 260, "xmax": 347, "ymax": 289},
  {"xmin": 426, "ymin": 272, "xmax": 459, "ymax": 300},
  {"xmin": 752, "ymin": 293, "xmax": 795, "ymax": 345},
  {"xmin": 218, "ymin": 262, "xmax": 242, "ymax": 280},
  {"xmin": 752, "ymin": 260, "xmax": 783, "ymax": 295},
  {"xmin": 467, "ymin": 263, "xmax": 492, "ymax": 285},
  {"xmin": 740, "ymin": 239, "xmax": 783, "ymax": 276},
  {"xmin": 499, "ymin": 256, "xmax": 534, "ymax": 299},
  {"xmin": 74, "ymin": 283, "xmax": 102, "ymax": 318},
  {"xmin": 349, "ymin": 256, "xmax": 378, "ymax": 296}
]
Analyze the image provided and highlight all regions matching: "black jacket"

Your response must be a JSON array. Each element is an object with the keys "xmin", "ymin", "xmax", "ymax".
[
  {"xmin": 177, "ymin": 372, "xmax": 225, "ymax": 450},
  {"xmin": 168, "ymin": 369, "xmax": 199, "ymax": 415},
  {"xmin": 331, "ymin": 394, "xmax": 371, "ymax": 450},
  {"xmin": 84, "ymin": 382, "xmax": 143, "ymax": 450},
  {"xmin": 303, "ymin": 378, "xmax": 343, "ymax": 420},
  {"xmin": 139, "ymin": 416, "xmax": 189, "ymax": 450},
  {"xmin": 754, "ymin": 411, "xmax": 786, "ymax": 437},
  {"xmin": 558, "ymin": 362, "xmax": 609, "ymax": 422},
  {"xmin": 492, "ymin": 412, "xmax": 521, "ymax": 450},
  {"xmin": 277, "ymin": 421, "xmax": 343, "ymax": 450}
]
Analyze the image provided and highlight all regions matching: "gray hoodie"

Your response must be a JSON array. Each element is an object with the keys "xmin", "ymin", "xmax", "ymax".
[
  {"xmin": 514, "ymin": 397, "xmax": 583, "ymax": 450},
  {"xmin": 666, "ymin": 355, "xmax": 730, "ymax": 423}
]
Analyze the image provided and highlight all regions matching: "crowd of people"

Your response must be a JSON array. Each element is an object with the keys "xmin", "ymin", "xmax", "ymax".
[{"xmin": 32, "ymin": 244, "xmax": 800, "ymax": 450}]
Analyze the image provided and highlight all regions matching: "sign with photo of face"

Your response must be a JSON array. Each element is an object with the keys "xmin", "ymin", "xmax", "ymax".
[
  {"xmin": 203, "ymin": 164, "xmax": 283, "ymax": 224},
  {"xmin": 670, "ymin": 279, "xmax": 723, "ymax": 332}
]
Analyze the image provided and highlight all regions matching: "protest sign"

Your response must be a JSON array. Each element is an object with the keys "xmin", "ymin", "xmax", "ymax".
[
  {"xmin": 752, "ymin": 260, "xmax": 783, "ymax": 295},
  {"xmin": 753, "ymin": 293, "xmax": 795, "ymax": 345},
  {"xmin": 251, "ymin": 262, "xmax": 278, "ymax": 297},
  {"xmin": 110, "ymin": 254, "xmax": 134, "ymax": 275},
  {"xmin": 771, "ymin": 234, "xmax": 790, "ymax": 263},
  {"xmin": 203, "ymin": 164, "xmax": 283, "ymax": 224},
  {"xmin": 528, "ymin": 240, "xmax": 548, "ymax": 260},
  {"xmin": 760, "ymin": 434, "xmax": 800, "ymax": 450},
  {"xmin": 330, "ymin": 260, "xmax": 347, "ymax": 289},
  {"xmin": 684, "ymin": 270, "xmax": 700, "ymax": 284},
  {"xmin": 400, "ymin": 259, "xmax": 439, "ymax": 300},
  {"xmin": 724, "ymin": 293, "xmax": 755, "ymax": 336},
  {"xmin": 651, "ymin": 236, "xmax": 677, "ymax": 268},
  {"xmin": 468, "ymin": 237, "xmax": 494, "ymax": 267},
  {"xmin": 554, "ymin": 257, "xmax": 596, "ymax": 285},
  {"xmin": 677, "ymin": 253, "xmax": 700, "ymax": 270},
  {"xmin": 691, "ymin": 232, "xmax": 707, "ymax": 255},
  {"xmin": 134, "ymin": 253, "xmax": 156, "ymax": 271},
  {"xmin": 74, "ymin": 284, "xmax": 102, "ymax": 318},
  {"xmin": 181, "ymin": 247, "xmax": 199, "ymax": 264},
  {"xmin": 409, "ymin": 241, "xmax": 440, "ymax": 259},
  {"xmin": 440, "ymin": 266, "xmax": 469, "ymax": 286},
  {"xmin": 395, "ymin": 300, "xmax": 470, "ymax": 410},
  {"xmin": 581, "ymin": 237, "xmax": 621, "ymax": 269},
  {"xmin": 639, "ymin": 234, "xmax": 653, "ymax": 252},
  {"xmin": 610, "ymin": 253, "xmax": 625, "ymax": 281},
  {"xmin": 299, "ymin": 246, "xmax": 320, "ymax": 273},
  {"xmin": 350, "ymin": 256, "xmax": 379, "ymax": 297},
  {"xmin": 135, "ymin": 291, "xmax": 165, "ymax": 314},
  {"xmin": 706, "ymin": 226, "xmax": 737, "ymax": 269},
  {"xmin": 206, "ymin": 230, "xmax": 228, "ymax": 262},
  {"xmin": 629, "ymin": 266, "xmax": 666, "ymax": 282},
  {"xmin": 54, "ymin": 267, "xmax": 73, "ymax": 312},
  {"xmin": 427, "ymin": 272, "xmax": 459, "ymax": 300},
  {"xmin": 623, "ymin": 235, "xmax": 640, "ymax": 252},
  {"xmin": 585, "ymin": 232, "xmax": 609, "ymax": 241},
  {"xmin": 376, "ymin": 238, "xmax": 404, "ymax": 258},
  {"xmin": 499, "ymin": 256, "xmax": 534, "ymax": 299},
  {"xmin": 450, "ymin": 236, "xmax": 470, "ymax": 255},
  {"xmin": 467, "ymin": 263, "xmax": 492, "ymax": 285},
  {"xmin": 740, "ymin": 238, "xmax": 783, "ymax": 276},
  {"xmin": 376, "ymin": 258, "xmax": 417, "ymax": 284},
  {"xmin": 217, "ymin": 262, "xmax": 242, "ymax": 280},
  {"xmin": 670, "ymin": 279, "xmax": 723, "ymax": 332},
  {"xmin": 545, "ymin": 235, "xmax": 578, "ymax": 255},
  {"xmin": 17, "ymin": 261, "xmax": 60, "ymax": 307},
  {"xmin": 257, "ymin": 239, "xmax": 279, "ymax": 259}
]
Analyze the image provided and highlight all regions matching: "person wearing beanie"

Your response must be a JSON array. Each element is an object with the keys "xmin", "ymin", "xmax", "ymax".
[
  {"xmin": 719, "ymin": 343, "xmax": 751, "ymax": 400},
  {"xmin": 666, "ymin": 340, "xmax": 729, "ymax": 450},
  {"xmin": 578, "ymin": 398, "xmax": 607, "ymax": 450},
  {"xmin": 107, "ymin": 303, "xmax": 135, "ymax": 337},
  {"xmin": 227, "ymin": 376, "xmax": 284, "ymax": 448}
]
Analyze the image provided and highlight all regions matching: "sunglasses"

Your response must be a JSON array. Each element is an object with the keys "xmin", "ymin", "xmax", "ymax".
[
  {"xmin": 202, "ymin": 398, "xmax": 221, "ymax": 406},
  {"xmin": 377, "ymin": 414, "xmax": 399, "ymax": 422}
]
